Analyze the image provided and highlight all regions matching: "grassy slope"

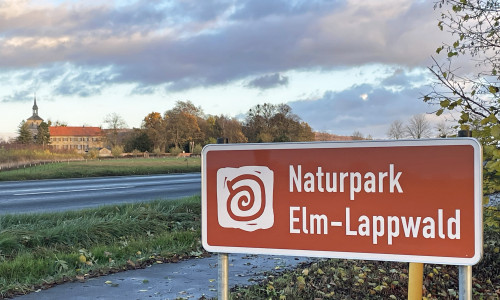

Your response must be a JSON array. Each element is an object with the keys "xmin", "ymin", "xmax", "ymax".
[
  {"xmin": 0, "ymin": 157, "xmax": 201, "ymax": 181},
  {"xmin": 0, "ymin": 196, "xmax": 203, "ymax": 298}
]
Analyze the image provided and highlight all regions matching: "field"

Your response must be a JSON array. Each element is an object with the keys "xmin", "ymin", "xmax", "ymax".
[{"xmin": 0, "ymin": 157, "xmax": 201, "ymax": 181}]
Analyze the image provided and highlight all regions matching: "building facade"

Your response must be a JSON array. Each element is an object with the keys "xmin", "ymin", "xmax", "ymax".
[{"xmin": 49, "ymin": 126, "xmax": 104, "ymax": 152}]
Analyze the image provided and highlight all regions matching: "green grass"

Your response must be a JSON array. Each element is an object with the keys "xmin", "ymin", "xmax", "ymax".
[
  {"xmin": 0, "ymin": 196, "xmax": 202, "ymax": 298},
  {"xmin": 0, "ymin": 157, "xmax": 201, "ymax": 181},
  {"xmin": 231, "ymin": 206, "xmax": 500, "ymax": 300}
]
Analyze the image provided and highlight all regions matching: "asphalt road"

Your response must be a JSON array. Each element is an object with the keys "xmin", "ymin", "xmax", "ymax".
[{"xmin": 0, "ymin": 173, "xmax": 201, "ymax": 214}]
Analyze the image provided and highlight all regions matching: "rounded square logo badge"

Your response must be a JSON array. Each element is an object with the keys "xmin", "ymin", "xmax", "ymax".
[{"xmin": 216, "ymin": 166, "xmax": 274, "ymax": 232}]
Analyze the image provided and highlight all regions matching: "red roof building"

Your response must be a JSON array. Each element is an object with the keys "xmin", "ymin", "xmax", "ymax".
[{"xmin": 49, "ymin": 126, "xmax": 104, "ymax": 152}]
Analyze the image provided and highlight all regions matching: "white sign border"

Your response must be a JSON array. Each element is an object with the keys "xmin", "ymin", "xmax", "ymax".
[{"xmin": 201, "ymin": 138, "xmax": 483, "ymax": 265}]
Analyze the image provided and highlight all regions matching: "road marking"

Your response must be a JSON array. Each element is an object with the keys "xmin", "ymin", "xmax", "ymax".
[{"xmin": 14, "ymin": 186, "xmax": 134, "ymax": 196}]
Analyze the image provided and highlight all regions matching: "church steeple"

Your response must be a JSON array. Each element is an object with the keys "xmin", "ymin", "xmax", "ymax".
[{"xmin": 32, "ymin": 94, "xmax": 39, "ymax": 117}]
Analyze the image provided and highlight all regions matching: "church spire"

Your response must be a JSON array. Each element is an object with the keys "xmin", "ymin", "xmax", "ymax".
[{"xmin": 32, "ymin": 93, "xmax": 38, "ymax": 116}]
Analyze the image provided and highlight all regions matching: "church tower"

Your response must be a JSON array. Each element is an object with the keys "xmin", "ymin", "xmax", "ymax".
[{"xmin": 26, "ymin": 94, "xmax": 44, "ymax": 136}]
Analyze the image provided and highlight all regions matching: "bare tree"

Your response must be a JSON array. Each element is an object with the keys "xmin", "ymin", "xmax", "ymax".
[
  {"xmin": 406, "ymin": 114, "xmax": 433, "ymax": 139},
  {"xmin": 387, "ymin": 120, "xmax": 405, "ymax": 139},
  {"xmin": 103, "ymin": 113, "xmax": 128, "ymax": 147},
  {"xmin": 351, "ymin": 131, "xmax": 364, "ymax": 140},
  {"xmin": 435, "ymin": 121, "xmax": 454, "ymax": 138}
]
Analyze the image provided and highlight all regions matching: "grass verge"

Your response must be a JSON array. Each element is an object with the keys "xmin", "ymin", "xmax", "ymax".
[
  {"xmin": 0, "ymin": 157, "xmax": 201, "ymax": 181},
  {"xmin": 0, "ymin": 196, "xmax": 203, "ymax": 298},
  {"xmin": 231, "ymin": 206, "xmax": 500, "ymax": 300}
]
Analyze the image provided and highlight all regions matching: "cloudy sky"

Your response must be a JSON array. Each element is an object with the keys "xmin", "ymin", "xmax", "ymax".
[{"xmin": 0, "ymin": 0, "xmax": 454, "ymax": 140}]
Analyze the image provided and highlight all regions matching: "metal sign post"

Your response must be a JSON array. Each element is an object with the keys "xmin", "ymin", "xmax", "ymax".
[
  {"xmin": 218, "ymin": 253, "xmax": 229, "ymax": 300},
  {"xmin": 408, "ymin": 262, "xmax": 423, "ymax": 300},
  {"xmin": 457, "ymin": 130, "xmax": 473, "ymax": 300},
  {"xmin": 216, "ymin": 137, "xmax": 230, "ymax": 300}
]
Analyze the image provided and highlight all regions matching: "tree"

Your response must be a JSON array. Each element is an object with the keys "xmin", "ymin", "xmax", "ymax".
[
  {"xmin": 111, "ymin": 145, "xmax": 124, "ymax": 158},
  {"xmin": 243, "ymin": 103, "xmax": 314, "ymax": 142},
  {"xmin": 142, "ymin": 112, "xmax": 166, "ymax": 152},
  {"xmin": 351, "ymin": 131, "xmax": 364, "ymax": 140},
  {"xmin": 36, "ymin": 122, "xmax": 50, "ymax": 146},
  {"xmin": 16, "ymin": 121, "xmax": 33, "ymax": 144},
  {"xmin": 435, "ymin": 121, "xmax": 454, "ymax": 138},
  {"xmin": 425, "ymin": 0, "xmax": 499, "ymax": 193},
  {"xmin": 405, "ymin": 114, "xmax": 433, "ymax": 139},
  {"xmin": 205, "ymin": 115, "xmax": 247, "ymax": 144},
  {"xmin": 243, "ymin": 103, "xmax": 274, "ymax": 142},
  {"xmin": 103, "ymin": 113, "xmax": 128, "ymax": 147},
  {"xmin": 47, "ymin": 119, "xmax": 67, "ymax": 127},
  {"xmin": 425, "ymin": 0, "xmax": 499, "ymax": 125},
  {"xmin": 387, "ymin": 120, "xmax": 405, "ymax": 139},
  {"xmin": 164, "ymin": 101, "xmax": 202, "ymax": 150},
  {"xmin": 124, "ymin": 130, "xmax": 153, "ymax": 153}
]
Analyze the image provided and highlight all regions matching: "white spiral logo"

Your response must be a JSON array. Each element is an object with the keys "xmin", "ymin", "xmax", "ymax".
[{"xmin": 217, "ymin": 166, "xmax": 274, "ymax": 231}]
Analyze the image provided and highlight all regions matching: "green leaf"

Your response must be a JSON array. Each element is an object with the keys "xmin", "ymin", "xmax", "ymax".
[
  {"xmin": 448, "ymin": 51, "xmax": 458, "ymax": 57},
  {"xmin": 488, "ymin": 85, "xmax": 499, "ymax": 94},
  {"xmin": 443, "ymin": 72, "xmax": 447, "ymax": 78},
  {"xmin": 436, "ymin": 46, "xmax": 443, "ymax": 54},
  {"xmin": 491, "ymin": 125, "xmax": 500, "ymax": 138},
  {"xmin": 436, "ymin": 109, "xmax": 444, "ymax": 116},
  {"xmin": 440, "ymin": 99, "xmax": 450, "ymax": 107},
  {"xmin": 460, "ymin": 112, "xmax": 470, "ymax": 122},
  {"xmin": 453, "ymin": 40, "xmax": 459, "ymax": 48}
]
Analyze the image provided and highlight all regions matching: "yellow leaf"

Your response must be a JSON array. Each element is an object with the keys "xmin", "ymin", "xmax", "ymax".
[
  {"xmin": 302, "ymin": 268, "xmax": 309, "ymax": 276},
  {"xmin": 296, "ymin": 276, "xmax": 306, "ymax": 291},
  {"xmin": 78, "ymin": 255, "xmax": 86, "ymax": 263},
  {"xmin": 105, "ymin": 280, "xmax": 113, "ymax": 284}
]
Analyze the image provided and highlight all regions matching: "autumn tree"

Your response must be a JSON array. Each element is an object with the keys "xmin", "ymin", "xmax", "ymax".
[
  {"xmin": 243, "ymin": 103, "xmax": 275, "ymax": 142},
  {"xmin": 142, "ymin": 112, "xmax": 166, "ymax": 152},
  {"xmin": 243, "ymin": 103, "xmax": 314, "ymax": 142},
  {"xmin": 164, "ymin": 101, "xmax": 203, "ymax": 150},
  {"xmin": 205, "ymin": 115, "xmax": 247, "ymax": 144},
  {"xmin": 425, "ymin": 0, "xmax": 499, "ymax": 193}
]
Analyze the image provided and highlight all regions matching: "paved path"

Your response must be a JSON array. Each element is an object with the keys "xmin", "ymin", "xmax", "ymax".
[{"xmin": 16, "ymin": 254, "xmax": 313, "ymax": 300}]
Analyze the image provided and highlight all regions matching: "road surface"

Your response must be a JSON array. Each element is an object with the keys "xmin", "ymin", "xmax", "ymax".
[{"xmin": 0, "ymin": 173, "xmax": 201, "ymax": 214}]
